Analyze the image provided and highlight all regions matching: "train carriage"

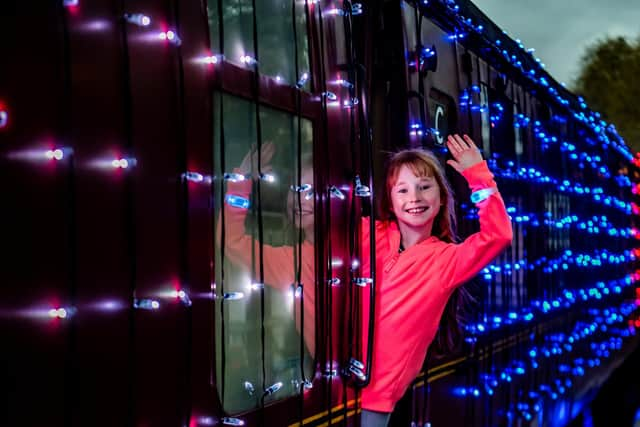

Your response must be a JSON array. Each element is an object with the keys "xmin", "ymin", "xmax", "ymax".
[{"xmin": 1, "ymin": 0, "xmax": 638, "ymax": 426}]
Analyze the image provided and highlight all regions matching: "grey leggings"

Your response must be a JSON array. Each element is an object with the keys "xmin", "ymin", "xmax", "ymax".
[{"xmin": 361, "ymin": 410, "xmax": 391, "ymax": 427}]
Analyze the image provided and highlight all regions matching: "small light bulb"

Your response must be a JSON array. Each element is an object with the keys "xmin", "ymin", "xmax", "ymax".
[
  {"xmin": 260, "ymin": 173, "xmax": 275, "ymax": 183},
  {"xmin": 183, "ymin": 171, "xmax": 204, "ymax": 183},
  {"xmin": 250, "ymin": 283, "xmax": 264, "ymax": 291},
  {"xmin": 223, "ymin": 292, "xmax": 245, "ymax": 300},
  {"xmin": 46, "ymin": 149, "xmax": 65, "ymax": 160},
  {"xmin": 124, "ymin": 13, "xmax": 151, "ymax": 27},
  {"xmin": 329, "ymin": 185, "xmax": 345, "ymax": 200},
  {"xmin": 296, "ymin": 72, "xmax": 309, "ymax": 88},
  {"xmin": 223, "ymin": 172, "xmax": 246, "ymax": 182},
  {"xmin": 0, "ymin": 110, "xmax": 8, "ymax": 128}
]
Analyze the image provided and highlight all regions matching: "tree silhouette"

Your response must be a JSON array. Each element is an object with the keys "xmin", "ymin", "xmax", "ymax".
[{"xmin": 573, "ymin": 35, "xmax": 640, "ymax": 153}]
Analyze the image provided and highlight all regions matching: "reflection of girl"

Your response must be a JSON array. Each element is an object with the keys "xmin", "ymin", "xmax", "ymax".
[
  {"xmin": 360, "ymin": 135, "xmax": 513, "ymax": 426},
  {"xmin": 220, "ymin": 142, "xmax": 317, "ymax": 356}
]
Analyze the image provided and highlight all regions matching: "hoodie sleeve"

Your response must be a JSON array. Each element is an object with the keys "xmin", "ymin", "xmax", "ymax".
[
  {"xmin": 216, "ymin": 171, "xmax": 296, "ymax": 291},
  {"xmin": 440, "ymin": 161, "xmax": 513, "ymax": 290}
]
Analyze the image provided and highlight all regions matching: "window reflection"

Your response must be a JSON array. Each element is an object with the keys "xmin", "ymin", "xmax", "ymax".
[
  {"xmin": 207, "ymin": 0, "xmax": 310, "ymax": 84},
  {"xmin": 213, "ymin": 94, "xmax": 314, "ymax": 413}
]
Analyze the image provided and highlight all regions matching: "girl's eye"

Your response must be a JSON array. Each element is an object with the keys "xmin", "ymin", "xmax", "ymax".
[
  {"xmin": 421, "ymin": 185, "xmax": 431, "ymax": 190},
  {"xmin": 397, "ymin": 188, "xmax": 408, "ymax": 194}
]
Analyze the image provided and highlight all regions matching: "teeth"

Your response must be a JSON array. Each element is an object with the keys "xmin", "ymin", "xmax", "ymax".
[{"xmin": 407, "ymin": 207, "xmax": 427, "ymax": 214}]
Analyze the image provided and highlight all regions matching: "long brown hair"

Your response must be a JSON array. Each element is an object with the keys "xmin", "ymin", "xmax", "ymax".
[{"xmin": 380, "ymin": 148, "xmax": 472, "ymax": 357}]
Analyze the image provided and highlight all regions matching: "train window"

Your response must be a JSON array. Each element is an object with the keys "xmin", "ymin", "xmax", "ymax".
[
  {"xmin": 513, "ymin": 104, "xmax": 524, "ymax": 161},
  {"xmin": 479, "ymin": 84, "xmax": 491, "ymax": 156},
  {"xmin": 207, "ymin": 0, "xmax": 310, "ymax": 84},
  {"xmin": 213, "ymin": 93, "xmax": 315, "ymax": 413}
]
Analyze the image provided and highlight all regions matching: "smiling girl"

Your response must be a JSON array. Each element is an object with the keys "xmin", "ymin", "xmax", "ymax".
[{"xmin": 359, "ymin": 134, "xmax": 513, "ymax": 426}]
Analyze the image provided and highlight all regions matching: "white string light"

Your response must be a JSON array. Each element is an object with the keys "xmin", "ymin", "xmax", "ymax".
[
  {"xmin": 159, "ymin": 30, "xmax": 181, "ymax": 46},
  {"xmin": 0, "ymin": 110, "xmax": 8, "ymax": 128},
  {"xmin": 124, "ymin": 13, "xmax": 151, "ymax": 27},
  {"xmin": 222, "ymin": 292, "xmax": 245, "ymax": 301},
  {"xmin": 329, "ymin": 185, "xmax": 345, "ymax": 200},
  {"xmin": 133, "ymin": 299, "xmax": 160, "ymax": 310}
]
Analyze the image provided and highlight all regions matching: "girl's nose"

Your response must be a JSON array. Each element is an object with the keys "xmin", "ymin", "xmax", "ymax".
[{"xmin": 409, "ymin": 187, "xmax": 421, "ymax": 201}]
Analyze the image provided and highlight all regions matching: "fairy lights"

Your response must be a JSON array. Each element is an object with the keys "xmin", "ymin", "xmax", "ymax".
[
  {"xmin": 182, "ymin": 171, "xmax": 212, "ymax": 184},
  {"xmin": 124, "ymin": 13, "xmax": 151, "ymax": 27},
  {"xmin": 198, "ymin": 54, "xmax": 223, "ymax": 65},
  {"xmin": 111, "ymin": 158, "xmax": 132, "ymax": 169},
  {"xmin": 329, "ymin": 185, "xmax": 346, "ymax": 200},
  {"xmin": 355, "ymin": 175, "xmax": 371, "ymax": 197},
  {"xmin": 133, "ymin": 299, "xmax": 160, "ymax": 310},
  {"xmin": 325, "ymin": 3, "xmax": 363, "ymax": 17},
  {"xmin": 159, "ymin": 30, "xmax": 181, "ymax": 46},
  {"xmin": 45, "ymin": 149, "xmax": 65, "ymax": 161},
  {"xmin": 296, "ymin": 72, "xmax": 309, "ymax": 89},
  {"xmin": 222, "ymin": 292, "xmax": 244, "ymax": 301},
  {"xmin": 223, "ymin": 172, "xmax": 246, "ymax": 182},
  {"xmin": 225, "ymin": 194, "xmax": 250, "ymax": 209},
  {"xmin": 0, "ymin": 108, "xmax": 8, "ymax": 129}
]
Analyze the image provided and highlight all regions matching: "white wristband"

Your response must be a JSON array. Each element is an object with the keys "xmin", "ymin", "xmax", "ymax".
[{"xmin": 470, "ymin": 187, "xmax": 497, "ymax": 204}]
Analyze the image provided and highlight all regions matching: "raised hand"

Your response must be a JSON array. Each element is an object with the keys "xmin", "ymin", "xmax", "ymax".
[
  {"xmin": 446, "ymin": 134, "xmax": 483, "ymax": 174},
  {"xmin": 238, "ymin": 141, "xmax": 275, "ymax": 178}
]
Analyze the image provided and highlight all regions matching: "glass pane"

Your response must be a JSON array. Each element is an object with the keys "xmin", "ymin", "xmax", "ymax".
[
  {"xmin": 479, "ymin": 84, "xmax": 491, "ymax": 156},
  {"xmin": 213, "ymin": 93, "xmax": 314, "ymax": 414},
  {"xmin": 207, "ymin": 0, "xmax": 310, "ymax": 85}
]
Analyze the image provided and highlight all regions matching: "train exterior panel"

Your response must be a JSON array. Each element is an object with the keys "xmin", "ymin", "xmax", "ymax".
[{"xmin": 1, "ymin": 1, "xmax": 637, "ymax": 426}]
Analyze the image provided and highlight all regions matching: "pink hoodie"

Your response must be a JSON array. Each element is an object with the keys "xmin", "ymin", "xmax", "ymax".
[{"xmin": 359, "ymin": 160, "xmax": 513, "ymax": 412}]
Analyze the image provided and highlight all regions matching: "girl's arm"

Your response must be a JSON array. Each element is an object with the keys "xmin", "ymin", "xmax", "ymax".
[
  {"xmin": 441, "ymin": 134, "xmax": 513, "ymax": 289},
  {"xmin": 443, "ymin": 160, "xmax": 513, "ymax": 289}
]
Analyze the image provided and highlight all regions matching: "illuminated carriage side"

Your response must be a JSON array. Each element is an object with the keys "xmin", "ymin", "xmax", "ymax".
[
  {"xmin": 364, "ymin": 2, "xmax": 639, "ymax": 427},
  {"xmin": 0, "ymin": 0, "xmax": 637, "ymax": 427}
]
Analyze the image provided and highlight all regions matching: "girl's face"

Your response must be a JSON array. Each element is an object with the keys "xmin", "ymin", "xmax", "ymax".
[
  {"xmin": 287, "ymin": 168, "xmax": 315, "ymax": 232},
  {"xmin": 390, "ymin": 164, "xmax": 441, "ymax": 234}
]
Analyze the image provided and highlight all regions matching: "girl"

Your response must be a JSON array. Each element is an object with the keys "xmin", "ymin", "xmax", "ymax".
[
  {"xmin": 359, "ymin": 134, "xmax": 513, "ymax": 426},
  {"xmin": 220, "ymin": 142, "xmax": 317, "ymax": 356}
]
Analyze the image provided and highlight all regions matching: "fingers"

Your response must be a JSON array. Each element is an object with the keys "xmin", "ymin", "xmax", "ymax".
[
  {"xmin": 447, "ymin": 135, "xmax": 468, "ymax": 160},
  {"xmin": 462, "ymin": 134, "xmax": 477, "ymax": 149},
  {"xmin": 447, "ymin": 135, "xmax": 463, "ymax": 153},
  {"xmin": 447, "ymin": 134, "xmax": 478, "ymax": 152},
  {"xmin": 262, "ymin": 141, "xmax": 276, "ymax": 161}
]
